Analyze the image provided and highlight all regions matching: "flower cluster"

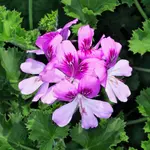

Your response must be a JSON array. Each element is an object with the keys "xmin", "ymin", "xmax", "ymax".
[{"xmin": 19, "ymin": 19, "xmax": 132, "ymax": 129}]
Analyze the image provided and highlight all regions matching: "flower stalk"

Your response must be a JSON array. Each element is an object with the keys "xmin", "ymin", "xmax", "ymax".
[
  {"xmin": 28, "ymin": 0, "xmax": 33, "ymax": 29},
  {"xmin": 134, "ymin": 0, "xmax": 148, "ymax": 20}
]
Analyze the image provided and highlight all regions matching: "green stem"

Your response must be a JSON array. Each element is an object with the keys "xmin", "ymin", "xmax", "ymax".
[
  {"xmin": 127, "ymin": 117, "xmax": 147, "ymax": 126},
  {"xmin": 9, "ymin": 141, "xmax": 36, "ymax": 150},
  {"xmin": 28, "ymin": 0, "xmax": 33, "ymax": 29},
  {"xmin": 18, "ymin": 144, "xmax": 36, "ymax": 150},
  {"xmin": 134, "ymin": 67, "xmax": 150, "ymax": 73},
  {"xmin": 134, "ymin": 0, "xmax": 148, "ymax": 20}
]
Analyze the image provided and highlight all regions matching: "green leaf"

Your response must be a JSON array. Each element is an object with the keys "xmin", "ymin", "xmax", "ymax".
[
  {"xmin": 39, "ymin": 10, "xmax": 58, "ymax": 31},
  {"xmin": 120, "ymin": 0, "xmax": 134, "ymax": 7},
  {"xmin": 70, "ymin": 118, "xmax": 128, "ymax": 150},
  {"xmin": 0, "ymin": 48, "xmax": 23, "ymax": 89},
  {"xmin": 62, "ymin": 0, "xmax": 119, "ymax": 27},
  {"xmin": 0, "ymin": 6, "xmax": 36, "ymax": 50},
  {"xmin": 136, "ymin": 88, "xmax": 150, "ymax": 117},
  {"xmin": 141, "ymin": 134, "xmax": 150, "ymax": 150},
  {"xmin": 0, "ymin": 114, "xmax": 33, "ymax": 150},
  {"xmin": 129, "ymin": 19, "xmax": 150, "ymax": 55},
  {"xmin": 26, "ymin": 110, "xmax": 69, "ymax": 150}
]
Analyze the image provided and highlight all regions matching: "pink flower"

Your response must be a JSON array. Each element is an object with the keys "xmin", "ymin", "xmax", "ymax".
[
  {"xmin": 78, "ymin": 25, "xmax": 104, "ymax": 60},
  {"xmin": 52, "ymin": 76, "xmax": 113, "ymax": 129},
  {"xmin": 101, "ymin": 37, "xmax": 122, "ymax": 68},
  {"xmin": 55, "ymin": 40, "xmax": 106, "ymax": 82},
  {"xmin": 27, "ymin": 19, "xmax": 78, "ymax": 59},
  {"xmin": 18, "ymin": 58, "xmax": 64, "ymax": 104},
  {"xmin": 102, "ymin": 60, "xmax": 132, "ymax": 103}
]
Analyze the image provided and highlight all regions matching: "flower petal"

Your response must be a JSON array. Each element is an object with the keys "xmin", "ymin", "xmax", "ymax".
[
  {"xmin": 56, "ymin": 40, "xmax": 78, "ymax": 77},
  {"xmin": 78, "ymin": 76, "xmax": 100, "ymax": 98},
  {"xmin": 20, "ymin": 58, "xmax": 45, "ymax": 74},
  {"xmin": 77, "ymin": 49, "xmax": 103, "ymax": 60},
  {"xmin": 32, "ymin": 83, "xmax": 49, "ymax": 102},
  {"xmin": 18, "ymin": 76, "xmax": 43, "ymax": 95},
  {"xmin": 36, "ymin": 31, "xmax": 58, "ymax": 50},
  {"xmin": 40, "ymin": 62, "xmax": 65, "ymax": 83},
  {"xmin": 108, "ymin": 59, "xmax": 132, "ymax": 77},
  {"xmin": 41, "ymin": 86, "xmax": 57, "ymax": 104},
  {"xmin": 60, "ymin": 19, "xmax": 78, "ymax": 40},
  {"xmin": 78, "ymin": 96, "xmax": 98, "ymax": 129},
  {"xmin": 52, "ymin": 98, "xmax": 78, "ymax": 127},
  {"xmin": 77, "ymin": 58, "xmax": 106, "ymax": 82},
  {"xmin": 108, "ymin": 76, "xmax": 131, "ymax": 102},
  {"xmin": 78, "ymin": 25, "xmax": 94, "ymax": 51},
  {"xmin": 84, "ymin": 98, "xmax": 113, "ymax": 118},
  {"xmin": 105, "ymin": 80, "xmax": 117, "ymax": 103},
  {"xmin": 43, "ymin": 34, "xmax": 63, "ymax": 61},
  {"xmin": 101, "ymin": 37, "xmax": 122, "ymax": 67},
  {"xmin": 53, "ymin": 80, "xmax": 78, "ymax": 101}
]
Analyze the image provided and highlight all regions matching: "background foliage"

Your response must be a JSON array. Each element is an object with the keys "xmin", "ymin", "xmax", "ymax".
[{"xmin": 0, "ymin": 0, "xmax": 150, "ymax": 149}]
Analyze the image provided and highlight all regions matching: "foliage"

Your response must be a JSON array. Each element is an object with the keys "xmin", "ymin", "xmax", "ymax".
[
  {"xmin": 0, "ymin": 0, "xmax": 150, "ymax": 149},
  {"xmin": 129, "ymin": 19, "xmax": 150, "ymax": 55}
]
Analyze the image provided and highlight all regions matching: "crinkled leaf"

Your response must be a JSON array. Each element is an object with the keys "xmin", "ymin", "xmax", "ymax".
[
  {"xmin": 120, "ymin": 0, "xmax": 134, "ymax": 7},
  {"xmin": 62, "ymin": 0, "xmax": 119, "ymax": 27},
  {"xmin": 26, "ymin": 110, "xmax": 69, "ymax": 150},
  {"xmin": 39, "ymin": 10, "xmax": 58, "ymax": 31},
  {"xmin": 0, "ymin": 114, "xmax": 32, "ymax": 150},
  {"xmin": 70, "ymin": 118, "xmax": 128, "ymax": 150},
  {"xmin": 136, "ymin": 88, "xmax": 150, "ymax": 117},
  {"xmin": 0, "ymin": 6, "xmax": 36, "ymax": 50},
  {"xmin": 129, "ymin": 19, "xmax": 150, "ymax": 55},
  {"xmin": 141, "ymin": 134, "xmax": 150, "ymax": 150},
  {"xmin": 0, "ymin": 48, "xmax": 23, "ymax": 88}
]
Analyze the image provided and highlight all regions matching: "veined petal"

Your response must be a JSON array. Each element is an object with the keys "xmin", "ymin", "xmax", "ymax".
[
  {"xmin": 27, "ymin": 49, "xmax": 45, "ymax": 55},
  {"xmin": 32, "ymin": 83, "xmax": 49, "ymax": 102},
  {"xmin": 56, "ymin": 40, "xmax": 78, "ymax": 77},
  {"xmin": 52, "ymin": 98, "xmax": 78, "ymax": 127},
  {"xmin": 78, "ymin": 95, "xmax": 98, "ymax": 129},
  {"xmin": 107, "ymin": 76, "xmax": 131, "ymax": 102},
  {"xmin": 43, "ymin": 34, "xmax": 63, "ymax": 61},
  {"xmin": 18, "ymin": 76, "xmax": 43, "ymax": 95},
  {"xmin": 36, "ymin": 31, "xmax": 58, "ymax": 50},
  {"xmin": 77, "ymin": 58, "xmax": 106, "ymax": 82},
  {"xmin": 20, "ymin": 58, "xmax": 45, "ymax": 74},
  {"xmin": 78, "ymin": 76, "xmax": 100, "ymax": 98},
  {"xmin": 101, "ymin": 37, "xmax": 122, "ymax": 67},
  {"xmin": 78, "ymin": 25, "xmax": 94, "ymax": 51},
  {"xmin": 108, "ymin": 59, "xmax": 132, "ymax": 77},
  {"xmin": 78, "ymin": 49, "xmax": 103, "ymax": 60},
  {"xmin": 84, "ymin": 98, "xmax": 113, "ymax": 118},
  {"xmin": 41, "ymin": 86, "xmax": 57, "ymax": 104},
  {"xmin": 40, "ymin": 66, "xmax": 65, "ymax": 83},
  {"xmin": 53, "ymin": 80, "xmax": 78, "ymax": 101},
  {"xmin": 105, "ymin": 79, "xmax": 117, "ymax": 103},
  {"xmin": 40, "ymin": 59, "xmax": 65, "ymax": 83}
]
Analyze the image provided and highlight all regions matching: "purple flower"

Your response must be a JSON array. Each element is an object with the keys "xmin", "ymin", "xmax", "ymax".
[
  {"xmin": 78, "ymin": 25, "xmax": 104, "ymax": 60},
  {"xmin": 18, "ymin": 58, "xmax": 65, "ymax": 104},
  {"xmin": 100, "ymin": 37, "xmax": 132, "ymax": 103},
  {"xmin": 52, "ymin": 76, "xmax": 113, "ymax": 129},
  {"xmin": 103, "ymin": 60, "xmax": 132, "ymax": 103},
  {"xmin": 27, "ymin": 19, "xmax": 78, "ymax": 60},
  {"xmin": 101, "ymin": 37, "xmax": 122, "ymax": 68},
  {"xmin": 55, "ymin": 40, "xmax": 106, "ymax": 82}
]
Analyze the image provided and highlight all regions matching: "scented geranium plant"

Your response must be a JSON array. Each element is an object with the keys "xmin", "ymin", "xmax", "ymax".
[{"xmin": 0, "ymin": 0, "xmax": 150, "ymax": 150}]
